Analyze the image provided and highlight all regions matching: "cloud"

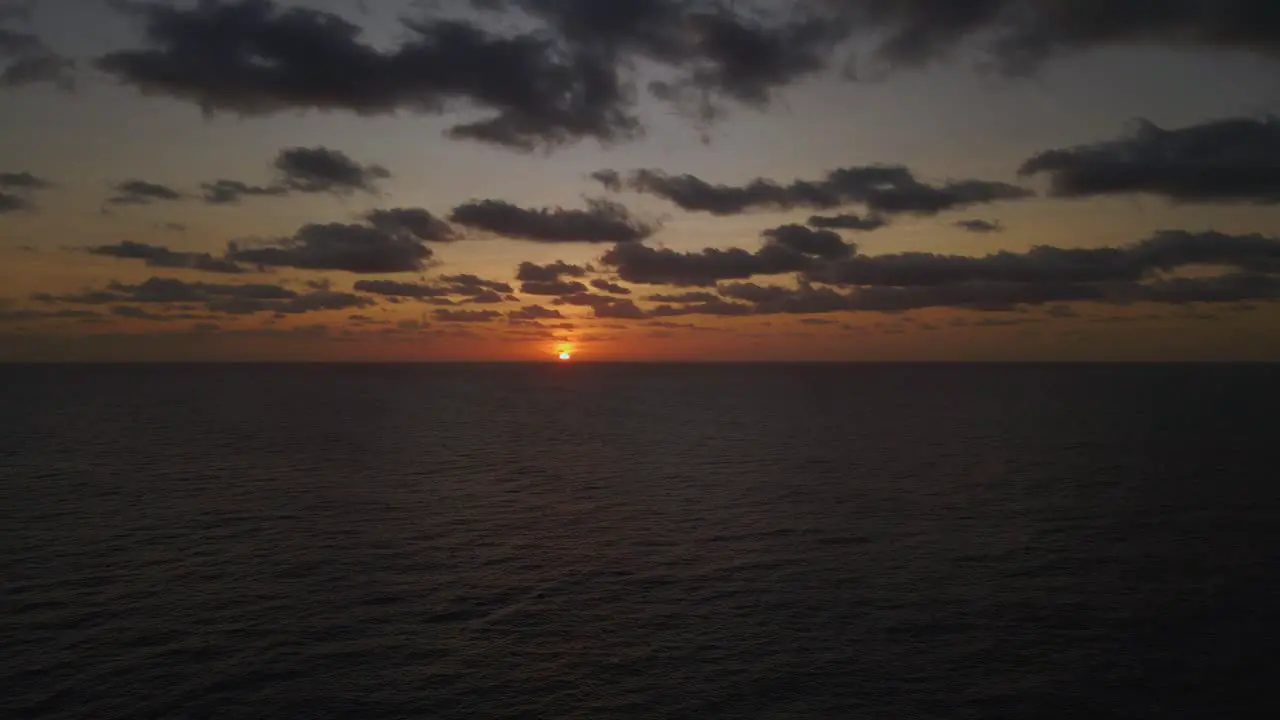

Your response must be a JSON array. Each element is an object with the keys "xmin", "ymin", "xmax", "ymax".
[
  {"xmin": 229, "ymin": 222, "xmax": 434, "ymax": 273},
  {"xmin": 824, "ymin": 0, "xmax": 1280, "ymax": 76},
  {"xmin": 434, "ymin": 308, "xmax": 502, "ymax": 323},
  {"xmin": 762, "ymin": 224, "xmax": 855, "ymax": 260},
  {"xmin": 88, "ymin": 241, "xmax": 246, "ymax": 274},
  {"xmin": 601, "ymin": 241, "xmax": 812, "ymax": 286},
  {"xmin": 0, "ymin": 171, "xmax": 48, "ymax": 213},
  {"xmin": 365, "ymin": 208, "xmax": 455, "ymax": 243},
  {"xmin": 520, "ymin": 279, "xmax": 589, "ymax": 296},
  {"xmin": 450, "ymin": 198, "xmax": 654, "ymax": 243},
  {"xmin": 508, "ymin": 304, "xmax": 565, "ymax": 320},
  {"xmin": 0, "ymin": 308, "xmax": 102, "ymax": 323},
  {"xmin": 590, "ymin": 278, "xmax": 631, "ymax": 295},
  {"xmin": 955, "ymin": 219, "xmax": 1003, "ymax": 233},
  {"xmin": 201, "ymin": 179, "xmax": 288, "ymax": 205},
  {"xmin": 273, "ymin": 146, "xmax": 390, "ymax": 195},
  {"xmin": 646, "ymin": 291, "xmax": 720, "ymax": 303},
  {"xmin": 33, "ymin": 276, "xmax": 374, "ymax": 316},
  {"xmin": 808, "ymin": 213, "xmax": 887, "ymax": 231},
  {"xmin": 0, "ymin": 11, "xmax": 74, "ymax": 90},
  {"xmin": 96, "ymin": 0, "xmax": 641, "ymax": 151},
  {"xmin": 354, "ymin": 274, "xmax": 513, "ymax": 299},
  {"xmin": 552, "ymin": 292, "xmax": 648, "ymax": 319},
  {"xmin": 1019, "ymin": 117, "xmax": 1280, "ymax": 204},
  {"xmin": 106, "ymin": 179, "xmax": 184, "ymax": 206},
  {"xmin": 602, "ymin": 165, "xmax": 1031, "ymax": 216},
  {"xmin": 516, "ymin": 261, "xmax": 588, "ymax": 282}
]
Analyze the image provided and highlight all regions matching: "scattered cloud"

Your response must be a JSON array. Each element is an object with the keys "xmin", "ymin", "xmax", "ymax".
[
  {"xmin": 88, "ymin": 241, "xmax": 246, "ymax": 274},
  {"xmin": 365, "ymin": 208, "xmax": 455, "ymax": 243},
  {"xmin": 0, "ymin": 170, "xmax": 51, "ymax": 213},
  {"xmin": 106, "ymin": 179, "xmax": 183, "ymax": 206},
  {"xmin": 450, "ymin": 198, "xmax": 654, "ymax": 243},
  {"xmin": 762, "ymin": 224, "xmax": 855, "ymax": 260},
  {"xmin": 434, "ymin": 308, "xmax": 502, "ymax": 323},
  {"xmin": 33, "ymin": 276, "xmax": 375, "ymax": 316},
  {"xmin": 600, "ymin": 166, "xmax": 1031, "ymax": 216},
  {"xmin": 601, "ymin": 241, "xmax": 812, "ymax": 286},
  {"xmin": 1, "ymin": 10, "xmax": 74, "ymax": 90},
  {"xmin": 516, "ymin": 261, "xmax": 588, "ymax": 282},
  {"xmin": 520, "ymin": 279, "xmax": 590, "ymax": 296},
  {"xmin": 955, "ymin": 219, "xmax": 1003, "ymax": 233},
  {"xmin": 273, "ymin": 146, "xmax": 389, "ymax": 195},
  {"xmin": 201, "ymin": 179, "xmax": 288, "ymax": 205},
  {"xmin": 228, "ymin": 221, "xmax": 434, "ymax": 273},
  {"xmin": 553, "ymin": 292, "xmax": 648, "ymax": 319},
  {"xmin": 808, "ymin": 213, "xmax": 887, "ymax": 231},
  {"xmin": 590, "ymin": 278, "xmax": 632, "ymax": 295},
  {"xmin": 508, "ymin": 305, "xmax": 565, "ymax": 320},
  {"xmin": 1020, "ymin": 117, "xmax": 1280, "ymax": 204}
]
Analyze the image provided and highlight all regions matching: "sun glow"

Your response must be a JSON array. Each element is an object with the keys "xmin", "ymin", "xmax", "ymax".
[{"xmin": 559, "ymin": 351, "xmax": 572, "ymax": 361}]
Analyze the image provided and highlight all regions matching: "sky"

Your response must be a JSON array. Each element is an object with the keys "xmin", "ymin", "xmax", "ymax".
[{"xmin": 3, "ymin": 0, "xmax": 1280, "ymax": 362}]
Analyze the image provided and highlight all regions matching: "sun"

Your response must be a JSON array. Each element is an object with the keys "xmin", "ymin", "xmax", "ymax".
[{"xmin": 558, "ymin": 351, "xmax": 572, "ymax": 361}]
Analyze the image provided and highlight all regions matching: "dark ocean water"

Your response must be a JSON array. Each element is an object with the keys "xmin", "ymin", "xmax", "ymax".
[{"xmin": 2, "ymin": 363, "xmax": 1278, "ymax": 719}]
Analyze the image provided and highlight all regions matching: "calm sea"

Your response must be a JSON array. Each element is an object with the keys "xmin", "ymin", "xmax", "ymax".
[{"xmin": 2, "ymin": 364, "xmax": 1277, "ymax": 718}]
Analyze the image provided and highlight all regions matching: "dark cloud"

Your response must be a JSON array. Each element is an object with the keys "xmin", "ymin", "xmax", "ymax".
[
  {"xmin": 352, "ymin": 280, "xmax": 451, "ymax": 299},
  {"xmin": 273, "ymin": 146, "xmax": 390, "ymax": 195},
  {"xmin": 508, "ymin": 304, "xmax": 565, "ymax": 320},
  {"xmin": 552, "ymin": 292, "xmax": 648, "ymax": 319},
  {"xmin": 110, "ymin": 305, "xmax": 216, "ymax": 322},
  {"xmin": 0, "ymin": 308, "xmax": 102, "ymax": 323},
  {"xmin": 434, "ymin": 308, "xmax": 502, "ymax": 323},
  {"xmin": 808, "ymin": 213, "xmax": 887, "ymax": 231},
  {"xmin": 604, "ymin": 165, "xmax": 1031, "ymax": 216},
  {"xmin": 0, "ymin": 192, "xmax": 30, "ymax": 213},
  {"xmin": 33, "ymin": 276, "xmax": 373, "ymax": 316},
  {"xmin": 201, "ymin": 179, "xmax": 288, "ymax": 205},
  {"xmin": 763, "ymin": 224, "xmax": 855, "ymax": 260},
  {"xmin": 516, "ymin": 260, "xmax": 588, "ymax": 282},
  {"xmin": 520, "ymin": 279, "xmax": 589, "ymax": 296},
  {"xmin": 229, "ymin": 222, "xmax": 433, "ymax": 273},
  {"xmin": 365, "ymin": 208, "xmax": 455, "ymax": 243},
  {"xmin": 955, "ymin": 219, "xmax": 1003, "ymax": 233},
  {"xmin": 106, "ymin": 179, "xmax": 184, "ymax": 206},
  {"xmin": 354, "ymin": 274, "xmax": 513, "ymax": 300},
  {"xmin": 88, "ymin": 241, "xmax": 246, "ymax": 274},
  {"xmin": 96, "ymin": 0, "xmax": 641, "ymax": 151},
  {"xmin": 437, "ymin": 274, "xmax": 515, "ymax": 295},
  {"xmin": 826, "ymin": 0, "xmax": 1280, "ymax": 76},
  {"xmin": 450, "ymin": 198, "xmax": 653, "ymax": 243},
  {"xmin": 1019, "ymin": 117, "xmax": 1280, "ymax": 204},
  {"xmin": 601, "ymin": 241, "xmax": 812, "ymax": 286},
  {"xmin": 0, "ymin": 170, "xmax": 51, "ymax": 191},
  {"xmin": 646, "ymin": 291, "xmax": 720, "ymax": 303},
  {"xmin": 650, "ymin": 299, "xmax": 753, "ymax": 317},
  {"xmin": 590, "ymin": 278, "xmax": 631, "ymax": 295},
  {"xmin": 0, "ymin": 13, "xmax": 74, "ymax": 90}
]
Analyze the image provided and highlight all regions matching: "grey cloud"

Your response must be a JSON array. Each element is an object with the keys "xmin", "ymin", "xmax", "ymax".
[
  {"xmin": 520, "ymin": 279, "xmax": 589, "ymax": 296},
  {"xmin": 365, "ymin": 208, "xmax": 455, "ymax": 243},
  {"xmin": 601, "ymin": 241, "xmax": 812, "ymax": 286},
  {"xmin": 353, "ymin": 274, "xmax": 513, "ymax": 300},
  {"xmin": 808, "ymin": 213, "xmax": 887, "ymax": 231},
  {"xmin": 516, "ymin": 261, "xmax": 588, "ymax": 282},
  {"xmin": 437, "ymin": 274, "xmax": 515, "ymax": 295},
  {"xmin": 97, "ymin": 0, "xmax": 641, "ymax": 152},
  {"xmin": 201, "ymin": 179, "xmax": 288, "ymax": 205},
  {"xmin": 88, "ymin": 241, "xmax": 246, "ymax": 274},
  {"xmin": 646, "ymin": 291, "xmax": 720, "ymax": 303},
  {"xmin": 434, "ymin": 308, "xmax": 502, "ymax": 323},
  {"xmin": 33, "ymin": 276, "xmax": 372, "ymax": 316},
  {"xmin": 1019, "ymin": 117, "xmax": 1280, "ymax": 204},
  {"xmin": 450, "ymin": 198, "xmax": 653, "ymax": 243},
  {"xmin": 508, "ymin": 304, "xmax": 565, "ymax": 320},
  {"xmin": 229, "ymin": 222, "xmax": 433, "ymax": 273},
  {"xmin": 0, "ymin": 171, "xmax": 50, "ymax": 213},
  {"xmin": 0, "ymin": 14, "xmax": 74, "ymax": 90},
  {"xmin": 106, "ymin": 179, "xmax": 184, "ymax": 206},
  {"xmin": 763, "ymin": 224, "xmax": 855, "ymax": 260},
  {"xmin": 590, "ymin": 278, "xmax": 631, "ymax": 295},
  {"xmin": 605, "ymin": 165, "xmax": 1031, "ymax": 216},
  {"xmin": 274, "ymin": 146, "xmax": 390, "ymax": 195},
  {"xmin": 552, "ymin": 292, "xmax": 648, "ymax": 319},
  {"xmin": 955, "ymin": 219, "xmax": 1003, "ymax": 233},
  {"xmin": 353, "ymin": 280, "xmax": 451, "ymax": 299}
]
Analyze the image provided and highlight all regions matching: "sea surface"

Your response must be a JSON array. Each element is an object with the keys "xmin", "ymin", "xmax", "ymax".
[{"xmin": 2, "ymin": 363, "xmax": 1277, "ymax": 719}]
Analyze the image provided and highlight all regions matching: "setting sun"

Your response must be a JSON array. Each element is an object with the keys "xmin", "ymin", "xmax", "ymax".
[{"xmin": 558, "ymin": 352, "xmax": 571, "ymax": 361}]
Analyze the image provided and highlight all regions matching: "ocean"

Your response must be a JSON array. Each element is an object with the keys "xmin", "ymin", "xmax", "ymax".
[{"xmin": 2, "ymin": 364, "xmax": 1277, "ymax": 718}]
